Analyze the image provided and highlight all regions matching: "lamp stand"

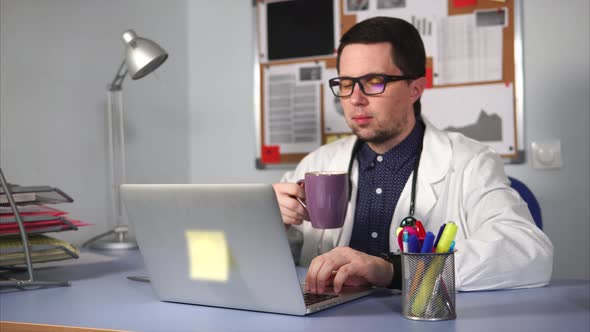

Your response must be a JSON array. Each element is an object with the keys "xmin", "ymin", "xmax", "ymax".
[
  {"xmin": 83, "ymin": 29, "xmax": 167, "ymax": 250},
  {"xmin": 83, "ymin": 66, "xmax": 137, "ymax": 250}
]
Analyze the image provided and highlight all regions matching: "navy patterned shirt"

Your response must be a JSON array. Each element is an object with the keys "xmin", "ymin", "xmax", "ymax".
[{"xmin": 349, "ymin": 120, "xmax": 425, "ymax": 256}]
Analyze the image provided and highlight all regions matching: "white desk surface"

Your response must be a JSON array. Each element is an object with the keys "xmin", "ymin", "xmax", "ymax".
[{"xmin": 1, "ymin": 250, "xmax": 588, "ymax": 332}]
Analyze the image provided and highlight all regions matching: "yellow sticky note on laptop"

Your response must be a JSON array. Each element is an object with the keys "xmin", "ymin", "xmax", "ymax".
[{"xmin": 185, "ymin": 230, "xmax": 229, "ymax": 282}]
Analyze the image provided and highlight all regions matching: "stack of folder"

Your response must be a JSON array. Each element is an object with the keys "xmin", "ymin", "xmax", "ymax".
[{"xmin": 0, "ymin": 185, "xmax": 90, "ymax": 267}]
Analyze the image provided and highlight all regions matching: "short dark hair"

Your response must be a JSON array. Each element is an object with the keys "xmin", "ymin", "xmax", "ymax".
[{"xmin": 336, "ymin": 17, "xmax": 426, "ymax": 116}]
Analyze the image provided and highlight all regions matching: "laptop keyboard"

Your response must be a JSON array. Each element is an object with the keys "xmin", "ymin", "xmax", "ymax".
[{"xmin": 303, "ymin": 292, "xmax": 338, "ymax": 306}]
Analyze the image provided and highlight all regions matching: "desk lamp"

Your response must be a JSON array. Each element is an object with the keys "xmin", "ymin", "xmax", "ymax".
[{"xmin": 83, "ymin": 30, "xmax": 168, "ymax": 250}]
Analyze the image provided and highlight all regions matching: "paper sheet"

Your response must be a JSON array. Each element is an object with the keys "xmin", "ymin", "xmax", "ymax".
[
  {"xmin": 434, "ymin": 12, "xmax": 504, "ymax": 85},
  {"xmin": 352, "ymin": 0, "xmax": 448, "ymax": 57},
  {"xmin": 323, "ymin": 68, "xmax": 352, "ymax": 134},
  {"xmin": 421, "ymin": 83, "xmax": 515, "ymax": 154},
  {"xmin": 263, "ymin": 62, "xmax": 324, "ymax": 154}
]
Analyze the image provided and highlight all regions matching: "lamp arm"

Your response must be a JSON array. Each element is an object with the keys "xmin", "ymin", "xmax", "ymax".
[{"xmin": 109, "ymin": 59, "xmax": 128, "ymax": 91}]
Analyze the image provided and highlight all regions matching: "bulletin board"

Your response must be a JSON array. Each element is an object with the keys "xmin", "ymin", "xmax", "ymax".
[{"xmin": 254, "ymin": 0, "xmax": 525, "ymax": 168}]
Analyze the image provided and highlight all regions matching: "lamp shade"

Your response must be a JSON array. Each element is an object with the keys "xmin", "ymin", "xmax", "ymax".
[{"xmin": 122, "ymin": 29, "xmax": 168, "ymax": 80}]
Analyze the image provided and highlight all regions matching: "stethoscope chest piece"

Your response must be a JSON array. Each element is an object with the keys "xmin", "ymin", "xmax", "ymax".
[{"xmin": 399, "ymin": 216, "xmax": 417, "ymax": 227}]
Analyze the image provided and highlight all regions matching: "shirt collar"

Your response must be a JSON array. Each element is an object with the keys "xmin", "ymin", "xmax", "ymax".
[{"xmin": 356, "ymin": 120, "xmax": 425, "ymax": 172}]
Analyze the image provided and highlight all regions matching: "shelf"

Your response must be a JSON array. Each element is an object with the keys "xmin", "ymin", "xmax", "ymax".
[
  {"xmin": 0, "ymin": 185, "xmax": 74, "ymax": 206},
  {"xmin": 0, "ymin": 169, "xmax": 76, "ymax": 289}
]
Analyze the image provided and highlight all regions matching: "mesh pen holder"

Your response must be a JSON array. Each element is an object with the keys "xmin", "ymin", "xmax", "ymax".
[{"xmin": 401, "ymin": 250, "xmax": 456, "ymax": 321}]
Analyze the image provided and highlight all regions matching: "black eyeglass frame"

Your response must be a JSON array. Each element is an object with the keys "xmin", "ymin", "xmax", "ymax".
[{"xmin": 328, "ymin": 73, "xmax": 418, "ymax": 97}]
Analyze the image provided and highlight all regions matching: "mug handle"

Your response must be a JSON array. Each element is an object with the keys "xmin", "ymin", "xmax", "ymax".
[{"xmin": 295, "ymin": 179, "xmax": 307, "ymax": 210}]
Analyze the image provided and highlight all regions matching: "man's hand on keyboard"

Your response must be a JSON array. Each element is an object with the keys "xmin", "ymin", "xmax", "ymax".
[{"xmin": 305, "ymin": 247, "xmax": 393, "ymax": 294}]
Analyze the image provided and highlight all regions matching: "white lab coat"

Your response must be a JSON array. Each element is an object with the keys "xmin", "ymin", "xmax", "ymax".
[{"xmin": 281, "ymin": 120, "xmax": 553, "ymax": 291}]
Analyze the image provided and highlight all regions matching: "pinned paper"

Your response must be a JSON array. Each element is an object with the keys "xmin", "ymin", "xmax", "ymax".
[
  {"xmin": 185, "ymin": 230, "xmax": 229, "ymax": 282},
  {"xmin": 453, "ymin": 0, "xmax": 477, "ymax": 7},
  {"xmin": 261, "ymin": 145, "xmax": 280, "ymax": 163},
  {"xmin": 425, "ymin": 67, "xmax": 433, "ymax": 89}
]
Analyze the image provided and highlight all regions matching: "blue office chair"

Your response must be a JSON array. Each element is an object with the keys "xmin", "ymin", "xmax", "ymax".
[{"xmin": 508, "ymin": 176, "xmax": 543, "ymax": 230}]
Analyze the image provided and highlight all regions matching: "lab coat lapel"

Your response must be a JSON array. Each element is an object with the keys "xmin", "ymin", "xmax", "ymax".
[{"xmin": 416, "ymin": 121, "xmax": 451, "ymax": 218}]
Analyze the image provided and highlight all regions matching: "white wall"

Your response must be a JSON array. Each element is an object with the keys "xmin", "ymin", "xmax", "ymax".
[
  {"xmin": 0, "ymin": 0, "xmax": 190, "ymax": 245},
  {"xmin": 187, "ymin": 0, "xmax": 286, "ymax": 184},
  {"xmin": 1, "ymin": 0, "xmax": 588, "ymax": 280},
  {"xmin": 505, "ymin": 0, "xmax": 590, "ymax": 280}
]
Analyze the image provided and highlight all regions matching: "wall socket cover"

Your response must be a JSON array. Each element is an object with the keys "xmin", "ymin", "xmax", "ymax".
[{"xmin": 531, "ymin": 140, "xmax": 563, "ymax": 169}]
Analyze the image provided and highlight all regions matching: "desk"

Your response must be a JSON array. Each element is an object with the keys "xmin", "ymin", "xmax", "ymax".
[{"xmin": 1, "ymin": 250, "xmax": 588, "ymax": 332}]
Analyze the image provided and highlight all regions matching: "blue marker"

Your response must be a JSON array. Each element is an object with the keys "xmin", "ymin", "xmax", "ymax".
[
  {"xmin": 420, "ymin": 231, "xmax": 435, "ymax": 253},
  {"xmin": 408, "ymin": 234, "xmax": 420, "ymax": 253}
]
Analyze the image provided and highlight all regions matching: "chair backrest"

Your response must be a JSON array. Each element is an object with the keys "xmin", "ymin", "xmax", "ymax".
[{"xmin": 508, "ymin": 176, "xmax": 543, "ymax": 230}]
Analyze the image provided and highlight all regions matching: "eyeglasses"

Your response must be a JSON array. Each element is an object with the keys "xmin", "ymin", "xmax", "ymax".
[{"xmin": 328, "ymin": 73, "xmax": 417, "ymax": 97}]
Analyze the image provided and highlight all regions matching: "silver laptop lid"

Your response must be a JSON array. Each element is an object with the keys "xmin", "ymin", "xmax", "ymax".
[{"xmin": 121, "ymin": 184, "xmax": 308, "ymax": 315}]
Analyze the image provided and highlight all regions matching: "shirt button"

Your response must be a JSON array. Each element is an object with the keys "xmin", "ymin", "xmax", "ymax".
[
  {"xmin": 376, "ymin": 188, "xmax": 383, "ymax": 194},
  {"xmin": 370, "ymin": 162, "xmax": 375, "ymax": 167},
  {"xmin": 377, "ymin": 155, "xmax": 383, "ymax": 162},
  {"xmin": 371, "ymin": 232, "xmax": 378, "ymax": 238}
]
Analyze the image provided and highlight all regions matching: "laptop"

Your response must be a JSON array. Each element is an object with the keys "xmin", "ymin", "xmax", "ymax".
[{"xmin": 120, "ymin": 184, "xmax": 374, "ymax": 316}]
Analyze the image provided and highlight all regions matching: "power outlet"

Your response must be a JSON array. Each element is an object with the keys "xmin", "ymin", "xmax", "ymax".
[{"xmin": 531, "ymin": 140, "xmax": 563, "ymax": 170}]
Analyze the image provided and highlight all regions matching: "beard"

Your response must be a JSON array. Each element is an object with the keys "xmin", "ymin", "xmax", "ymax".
[
  {"xmin": 344, "ymin": 105, "xmax": 414, "ymax": 148},
  {"xmin": 351, "ymin": 126, "xmax": 397, "ymax": 144}
]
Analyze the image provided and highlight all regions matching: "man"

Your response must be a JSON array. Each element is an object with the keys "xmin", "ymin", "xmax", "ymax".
[{"xmin": 273, "ymin": 17, "xmax": 553, "ymax": 294}]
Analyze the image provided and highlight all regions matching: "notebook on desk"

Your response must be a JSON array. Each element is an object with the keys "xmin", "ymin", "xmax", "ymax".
[{"xmin": 120, "ymin": 183, "xmax": 373, "ymax": 316}]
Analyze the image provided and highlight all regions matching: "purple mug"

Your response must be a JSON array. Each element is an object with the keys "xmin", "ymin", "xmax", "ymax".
[{"xmin": 296, "ymin": 171, "xmax": 348, "ymax": 229}]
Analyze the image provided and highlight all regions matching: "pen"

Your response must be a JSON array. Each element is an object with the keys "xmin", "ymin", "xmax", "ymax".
[
  {"xmin": 448, "ymin": 240, "xmax": 456, "ymax": 253},
  {"xmin": 127, "ymin": 275, "xmax": 150, "ymax": 283},
  {"xmin": 402, "ymin": 229, "xmax": 409, "ymax": 252},
  {"xmin": 438, "ymin": 275, "xmax": 455, "ymax": 315},
  {"xmin": 424, "ymin": 273, "xmax": 442, "ymax": 317},
  {"xmin": 435, "ymin": 222, "xmax": 458, "ymax": 253},
  {"xmin": 410, "ymin": 257, "xmax": 444, "ymax": 316},
  {"xmin": 433, "ymin": 224, "xmax": 446, "ymax": 249},
  {"xmin": 424, "ymin": 275, "xmax": 454, "ymax": 318},
  {"xmin": 398, "ymin": 226, "xmax": 419, "ymax": 251},
  {"xmin": 408, "ymin": 258, "xmax": 426, "ymax": 303}
]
